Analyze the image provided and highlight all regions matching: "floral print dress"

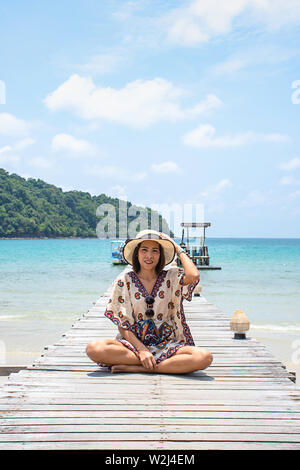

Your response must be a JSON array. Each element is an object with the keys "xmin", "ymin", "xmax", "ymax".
[{"xmin": 103, "ymin": 266, "xmax": 199, "ymax": 364}]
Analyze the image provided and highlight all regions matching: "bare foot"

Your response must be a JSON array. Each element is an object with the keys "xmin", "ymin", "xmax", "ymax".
[{"xmin": 111, "ymin": 364, "xmax": 154, "ymax": 374}]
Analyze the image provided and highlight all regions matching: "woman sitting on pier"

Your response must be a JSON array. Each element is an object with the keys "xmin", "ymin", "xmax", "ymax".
[{"xmin": 86, "ymin": 230, "xmax": 213, "ymax": 374}]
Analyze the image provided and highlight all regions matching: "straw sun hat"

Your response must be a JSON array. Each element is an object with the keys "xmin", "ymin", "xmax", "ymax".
[{"xmin": 122, "ymin": 230, "xmax": 176, "ymax": 266}]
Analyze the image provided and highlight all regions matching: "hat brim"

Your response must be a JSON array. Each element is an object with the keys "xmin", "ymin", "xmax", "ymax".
[{"xmin": 122, "ymin": 236, "xmax": 176, "ymax": 266}]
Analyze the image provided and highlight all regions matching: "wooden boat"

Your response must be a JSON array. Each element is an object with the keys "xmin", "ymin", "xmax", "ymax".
[{"xmin": 111, "ymin": 240, "xmax": 126, "ymax": 265}]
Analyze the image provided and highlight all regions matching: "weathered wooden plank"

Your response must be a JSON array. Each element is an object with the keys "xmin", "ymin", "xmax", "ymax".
[
  {"xmin": 2, "ymin": 387, "xmax": 299, "ymax": 402},
  {"xmin": 0, "ymin": 412, "xmax": 300, "ymax": 424},
  {"xmin": 0, "ymin": 441, "xmax": 299, "ymax": 450},
  {"xmin": 1, "ymin": 410, "xmax": 300, "ymax": 420},
  {"xmin": 7, "ymin": 370, "xmax": 290, "ymax": 380},
  {"xmin": 2, "ymin": 417, "xmax": 300, "ymax": 427},
  {"xmin": 1, "ymin": 402, "xmax": 299, "ymax": 413},
  {"xmin": 22, "ymin": 365, "xmax": 295, "ymax": 379},
  {"xmin": 2, "ymin": 424, "xmax": 300, "ymax": 434},
  {"xmin": 18, "ymin": 366, "xmax": 295, "ymax": 380},
  {"xmin": 39, "ymin": 350, "xmax": 277, "ymax": 359},
  {"xmin": 32, "ymin": 356, "xmax": 285, "ymax": 366},
  {"xmin": 0, "ymin": 431, "xmax": 300, "ymax": 443},
  {"xmin": 1, "ymin": 395, "xmax": 299, "ymax": 407},
  {"xmin": 33, "ymin": 347, "xmax": 284, "ymax": 358},
  {"xmin": 4, "ymin": 379, "xmax": 295, "ymax": 390}
]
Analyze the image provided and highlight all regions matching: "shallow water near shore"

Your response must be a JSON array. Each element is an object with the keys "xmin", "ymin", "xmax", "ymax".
[{"xmin": 0, "ymin": 238, "xmax": 299, "ymax": 384}]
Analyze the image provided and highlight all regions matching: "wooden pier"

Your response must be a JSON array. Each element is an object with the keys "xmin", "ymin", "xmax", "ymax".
[
  {"xmin": 177, "ymin": 222, "xmax": 221, "ymax": 270},
  {"xmin": 0, "ymin": 276, "xmax": 300, "ymax": 450}
]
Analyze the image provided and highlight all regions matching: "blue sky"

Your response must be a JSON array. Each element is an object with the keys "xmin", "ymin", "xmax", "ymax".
[{"xmin": 1, "ymin": 0, "xmax": 300, "ymax": 237}]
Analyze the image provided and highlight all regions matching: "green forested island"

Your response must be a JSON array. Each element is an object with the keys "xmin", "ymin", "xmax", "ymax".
[{"xmin": 0, "ymin": 168, "xmax": 170, "ymax": 238}]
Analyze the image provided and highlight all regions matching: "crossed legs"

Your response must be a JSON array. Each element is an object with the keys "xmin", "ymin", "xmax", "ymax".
[{"xmin": 86, "ymin": 339, "xmax": 213, "ymax": 374}]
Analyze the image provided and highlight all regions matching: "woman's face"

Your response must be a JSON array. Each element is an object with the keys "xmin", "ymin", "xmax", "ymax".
[{"xmin": 138, "ymin": 240, "xmax": 161, "ymax": 271}]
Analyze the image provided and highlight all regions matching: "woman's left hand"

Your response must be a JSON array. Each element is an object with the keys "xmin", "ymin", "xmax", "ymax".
[
  {"xmin": 159, "ymin": 232, "xmax": 180, "ymax": 252},
  {"xmin": 138, "ymin": 350, "xmax": 157, "ymax": 370}
]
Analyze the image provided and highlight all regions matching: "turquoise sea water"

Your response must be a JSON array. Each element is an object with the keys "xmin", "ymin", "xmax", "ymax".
[{"xmin": 0, "ymin": 238, "xmax": 300, "ymax": 365}]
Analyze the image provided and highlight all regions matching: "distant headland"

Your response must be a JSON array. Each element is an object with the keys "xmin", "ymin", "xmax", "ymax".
[{"xmin": 0, "ymin": 168, "xmax": 171, "ymax": 239}]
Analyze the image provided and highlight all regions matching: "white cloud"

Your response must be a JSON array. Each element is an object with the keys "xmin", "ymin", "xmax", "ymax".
[
  {"xmin": 288, "ymin": 190, "xmax": 300, "ymax": 199},
  {"xmin": 211, "ymin": 44, "xmax": 298, "ymax": 76},
  {"xmin": 165, "ymin": 0, "xmax": 300, "ymax": 46},
  {"xmin": 0, "ymin": 138, "xmax": 35, "ymax": 167},
  {"xmin": 29, "ymin": 157, "xmax": 53, "ymax": 169},
  {"xmin": 212, "ymin": 57, "xmax": 249, "ymax": 75},
  {"xmin": 167, "ymin": 0, "xmax": 247, "ymax": 45},
  {"xmin": 0, "ymin": 113, "xmax": 30, "ymax": 136},
  {"xmin": 85, "ymin": 164, "xmax": 146, "ymax": 182},
  {"xmin": 253, "ymin": 0, "xmax": 300, "ymax": 30},
  {"xmin": 262, "ymin": 133, "xmax": 290, "ymax": 143},
  {"xmin": 109, "ymin": 185, "xmax": 128, "ymax": 200},
  {"xmin": 198, "ymin": 179, "xmax": 232, "ymax": 201},
  {"xmin": 280, "ymin": 157, "xmax": 300, "ymax": 171},
  {"xmin": 52, "ymin": 133, "xmax": 95, "ymax": 156},
  {"xmin": 44, "ymin": 74, "xmax": 221, "ymax": 128},
  {"xmin": 151, "ymin": 161, "xmax": 181, "ymax": 174},
  {"xmin": 14, "ymin": 138, "xmax": 35, "ymax": 150},
  {"xmin": 186, "ymin": 94, "xmax": 222, "ymax": 117},
  {"xmin": 182, "ymin": 124, "xmax": 289, "ymax": 148},
  {"xmin": 188, "ymin": 178, "xmax": 232, "ymax": 215},
  {"xmin": 72, "ymin": 53, "xmax": 124, "ymax": 76},
  {"xmin": 0, "ymin": 145, "xmax": 12, "ymax": 155},
  {"xmin": 0, "ymin": 139, "xmax": 35, "ymax": 155},
  {"xmin": 280, "ymin": 175, "xmax": 300, "ymax": 185},
  {"xmin": 167, "ymin": 16, "xmax": 210, "ymax": 46},
  {"xmin": 0, "ymin": 152, "xmax": 20, "ymax": 166},
  {"xmin": 239, "ymin": 189, "xmax": 274, "ymax": 207}
]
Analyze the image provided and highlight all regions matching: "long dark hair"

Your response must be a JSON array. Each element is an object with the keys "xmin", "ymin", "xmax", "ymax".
[{"xmin": 132, "ymin": 242, "xmax": 165, "ymax": 274}]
